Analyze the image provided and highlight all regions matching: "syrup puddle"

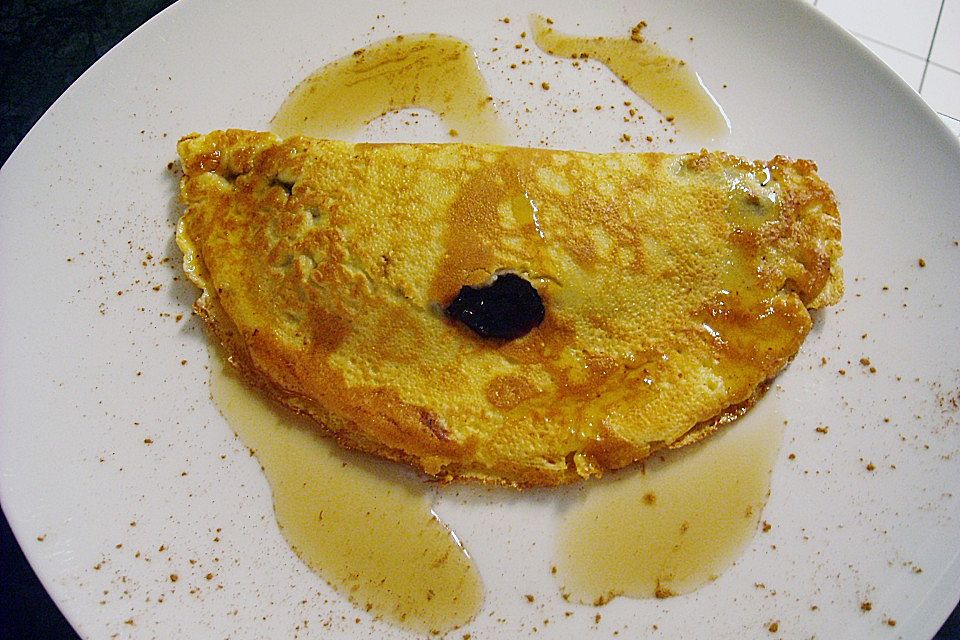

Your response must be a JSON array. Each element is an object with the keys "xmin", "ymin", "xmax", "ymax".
[
  {"xmin": 531, "ymin": 14, "xmax": 730, "ymax": 141},
  {"xmin": 210, "ymin": 358, "xmax": 482, "ymax": 634},
  {"xmin": 272, "ymin": 33, "xmax": 508, "ymax": 143},
  {"xmin": 556, "ymin": 400, "xmax": 784, "ymax": 604}
]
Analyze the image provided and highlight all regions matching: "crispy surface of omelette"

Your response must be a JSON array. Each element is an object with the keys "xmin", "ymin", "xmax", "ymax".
[{"xmin": 177, "ymin": 130, "xmax": 842, "ymax": 486}]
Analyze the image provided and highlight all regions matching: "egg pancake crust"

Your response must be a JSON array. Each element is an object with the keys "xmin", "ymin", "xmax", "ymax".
[{"xmin": 177, "ymin": 130, "xmax": 842, "ymax": 486}]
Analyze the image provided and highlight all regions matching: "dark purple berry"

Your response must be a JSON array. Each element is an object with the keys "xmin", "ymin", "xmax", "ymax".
[{"xmin": 445, "ymin": 272, "xmax": 545, "ymax": 340}]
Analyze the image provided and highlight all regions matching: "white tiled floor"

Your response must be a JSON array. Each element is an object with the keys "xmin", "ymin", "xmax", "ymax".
[
  {"xmin": 930, "ymin": 0, "xmax": 960, "ymax": 70},
  {"xmin": 922, "ymin": 64, "xmax": 960, "ymax": 131},
  {"xmin": 810, "ymin": 0, "xmax": 960, "ymax": 138},
  {"xmin": 817, "ymin": 0, "xmax": 944, "ymax": 56}
]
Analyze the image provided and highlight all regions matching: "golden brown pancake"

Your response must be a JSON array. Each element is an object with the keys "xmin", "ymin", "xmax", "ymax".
[{"xmin": 176, "ymin": 130, "xmax": 842, "ymax": 486}]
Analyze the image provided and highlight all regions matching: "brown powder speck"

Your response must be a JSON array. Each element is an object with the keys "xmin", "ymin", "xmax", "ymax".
[
  {"xmin": 36, "ymin": 534, "xmax": 46, "ymax": 542},
  {"xmin": 762, "ymin": 520, "xmax": 772, "ymax": 532},
  {"xmin": 815, "ymin": 426, "xmax": 829, "ymax": 434},
  {"xmin": 143, "ymin": 438, "xmax": 153, "ymax": 444},
  {"xmin": 788, "ymin": 452, "xmax": 796, "ymax": 460},
  {"xmin": 839, "ymin": 369, "xmax": 847, "ymax": 376},
  {"xmin": 551, "ymin": 565, "xmax": 557, "ymax": 574},
  {"xmin": 866, "ymin": 463, "xmax": 876, "ymax": 471},
  {"xmin": 886, "ymin": 619, "xmax": 897, "ymax": 626},
  {"xmin": 861, "ymin": 601, "xmax": 872, "ymax": 611},
  {"xmin": 594, "ymin": 613, "xmax": 602, "ymax": 624},
  {"xmin": 642, "ymin": 492, "xmax": 657, "ymax": 505},
  {"xmin": 918, "ymin": 258, "xmax": 926, "ymax": 268},
  {"xmin": 525, "ymin": 594, "xmax": 535, "ymax": 603},
  {"xmin": 767, "ymin": 620, "xmax": 779, "ymax": 632},
  {"xmin": 501, "ymin": 16, "xmax": 510, "ymax": 23},
  {"xmin": 541, "ymin": 82, "xmax": 550, "ymax": 90},
  {"xmin": 860, "ymin": 357, "xmax": 871, "ymax": 366},
  {"xmin": 169, "ymin": 574, "xmax": 178, "ymax": 582}
]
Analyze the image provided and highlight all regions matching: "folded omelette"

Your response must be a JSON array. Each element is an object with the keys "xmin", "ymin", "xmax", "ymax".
[{"xmin": 177, "ymin": 130, "xmax": 842, "ymax": 486}]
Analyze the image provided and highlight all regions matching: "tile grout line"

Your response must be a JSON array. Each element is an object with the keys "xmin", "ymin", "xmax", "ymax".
[
  {"xmin": 918, "ymin": 0, "xmax": 947, "ymax": 93},
  {"xmin": 928, "ymin": 59, "xmax": 960, "ymax": 76},
  {"xmin": 852, "ymin": 33, "xmax": 960, "ymax": 77},
  {"xmin": 852, "ymin": 31, "xmax": 927, "ymax": 61}
]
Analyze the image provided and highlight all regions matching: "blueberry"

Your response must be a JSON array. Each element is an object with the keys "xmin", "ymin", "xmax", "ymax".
[{"xmin": 445, "ymin": 273, "xmax": 545, "ymax": 340}]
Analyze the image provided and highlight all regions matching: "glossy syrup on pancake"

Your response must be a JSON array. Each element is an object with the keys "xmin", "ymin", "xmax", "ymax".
[
  {"xmin": 271, "ymin": 33, "xmax": 508, "ymax": 143},
  {"xmin": 530, "ymin": 15, "xmax": 730, "ymax": 140},
  {"xmin": 210, "ymin": 358, "xmax": 482, "ymax": 634},
  {"xmin": 556, "ymin": 398, "xmax": 785, "ymax": 603}
]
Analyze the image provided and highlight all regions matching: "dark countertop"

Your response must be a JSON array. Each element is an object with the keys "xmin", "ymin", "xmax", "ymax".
[{"xmin": 0, "ymin": 1, "xmax": 958, "ymax": 638}]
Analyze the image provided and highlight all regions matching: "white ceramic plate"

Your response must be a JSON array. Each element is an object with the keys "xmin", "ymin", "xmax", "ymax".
[{"xmin": 2, "ymin": 1, "xmax": 959, "ymax": 638}]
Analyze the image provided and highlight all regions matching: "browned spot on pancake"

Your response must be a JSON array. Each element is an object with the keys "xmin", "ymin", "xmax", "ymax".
[
  {"xmin": 430, "ymin": 147, "xmax": 561, "ymax": 306},
  {"xmin": 701, "ymin": 295, "xmax": 808, "ymax": 369},
  {"xmin": 429, "ymin": 154, "xmax": 506, "ymax": 305},
  {"xmin": 485, "ymin": 374, "xmax": 540, "ymax": 410},
  {"xmin": 303, "ymin": 308, "xmax": 353, "ymax": 353},
  {"xmin": 418, "ymin": 408, "xmax": 450, "ymax": 441},
  {"xmin": 582, "ymin": 425, "xmax": 651, "ymax": 470},
  {"xmin": 335, "ymin": 386, "xmax": 462, "ymax": 459},
  {"xmin": 196, "ymin": 148, "xmax": 221, "ymax": 173},
  {"xmin": 496, "ymin": 307, "xmax": 576, "ymax": 366},
  {"xmin": 564, "ymin": 232, "xmax": 600, "ymax": 266}
]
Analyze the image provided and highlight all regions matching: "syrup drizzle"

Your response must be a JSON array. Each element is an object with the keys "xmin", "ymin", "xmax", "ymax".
[
  {"xmin": 531, "ymin": 14, "xmax": 730, "ymax": 141},
  {"xmin": 272, "ymin": 34, "xmax": 508, "ymax": 143}
]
